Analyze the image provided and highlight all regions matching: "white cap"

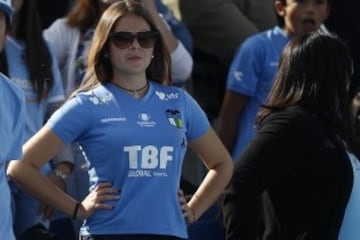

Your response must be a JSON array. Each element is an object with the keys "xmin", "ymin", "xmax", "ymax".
[{"xmin": 0, "ymin": 0, "xmax": 13, "ymax": 19}]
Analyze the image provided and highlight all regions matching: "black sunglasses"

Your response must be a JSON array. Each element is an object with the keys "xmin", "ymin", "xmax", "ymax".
[{"xmin": 109, "ymin": 31, "xmax": 159, "ymax": 49}]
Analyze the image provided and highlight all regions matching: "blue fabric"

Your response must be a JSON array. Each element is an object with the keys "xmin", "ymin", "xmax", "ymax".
[
  {"xmin": 226, "ymin": 26, "xmax": 289, "ymax": 160},
  {"xmin": 0, "ymin": 73, "xmax": 25, "ymax": 240},
  {"xmin": 338, "ymin": 152, "xmax": 360, "ymax": 239},
  {"xmin": 49, "ymin": 4, "xmax": 193, "ymax": 235},
  {"xmin": 5, "ymin": 35, "xmax": 65, "ymax": 236},
  {"xmin": 5, "ymin": 36, "xmax": 65, "ymax": 143},
  {"xmin": 47, "ymin": 82, "xmax": 210, "ymax": 237}
]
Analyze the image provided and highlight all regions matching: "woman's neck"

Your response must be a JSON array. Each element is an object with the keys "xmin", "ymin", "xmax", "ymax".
[{"xmin": 111, "ymin": 75, "xmax": 149, "ymax": 99}]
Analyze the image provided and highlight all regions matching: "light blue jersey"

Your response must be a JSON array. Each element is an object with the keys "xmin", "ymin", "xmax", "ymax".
[
  {"xmin": 227, "ymin": 26, "xmax": 289, "ymax": 160},
  {"xmin": 47, "ymin": 82, "xmax": 211, "ymax": 238},
  {"xmin": 0, "ymin": 73, "xmax": 25, "ymax": 240},
  {"xmin": 5, "ymin": 36, "xmax": 65, "ymax": 236},
  {"xmin": 338, "ymin": 152, "xmax": 360, "ymax": 239},
  {"xmin": 5, "ymin": 36, "xmax": 65, "ymax": 142}
]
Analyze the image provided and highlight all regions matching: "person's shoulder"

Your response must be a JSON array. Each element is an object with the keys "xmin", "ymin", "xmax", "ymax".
[
  {"xmin": 5, "ymin": 35, "xmax": 20, "ymax": 49},
  {"xmin": 266, "ymin": 26, "xmax": 289, "ymax": 41},
  {"xmin": 45, "ymin": 17, "xmax": 78, "ymax": 34},
  {"xmin": 151, "ymin": 82, "xmax": 189, "ymax": 100},
  {"xmin": 70, "ymin": 84, "xmax": 112, "ymax": 104},
  {"xmin": 264, "ymin": 105, "xmax": 323, "ymax": 131},
  {"xmin": 246, "ymin": 27, "xmax": 274, "ymax": 40},
  {"xmin": 153, "ymin": 82, "xmax": 186, "ymax": 94},
  {"xmin": 252, "ymin": 27, "xmax": 286, "ymax": 44},
  {"xmin": 268, "ymin": 105, "xmax": 314, "ymax": 119},
  {"xmin": 51, "ymin": 17, "xmax": 69, "ymax": 26},
  {"xmin": 238, "ymin": 27, "xmax": 278, "ymax": 50}
]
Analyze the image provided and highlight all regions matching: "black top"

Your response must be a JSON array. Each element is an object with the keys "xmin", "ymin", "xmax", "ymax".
[{"xmin": 223, "ymin": 106, "xmax": 353, "ymax": 240}]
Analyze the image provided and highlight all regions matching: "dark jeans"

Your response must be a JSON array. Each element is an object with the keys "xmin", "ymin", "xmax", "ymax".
[{"xmin": 80, "ymin": 235, "xmax": 183, "ymax": 240}]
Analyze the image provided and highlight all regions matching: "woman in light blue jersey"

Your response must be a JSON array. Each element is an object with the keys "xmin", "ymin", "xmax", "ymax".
[
  {"xmin": 0, "ymin": 1, "xmax": 25, "ymax": 240},
  {"xmin": 2, "ymin": 0, "xmax": 72, "ymax": 238},
  {"xmin": 43, "ymin": 1, "xmax": 193, "ymax": 238},
  {"xmin": 7, "ymin": 1, "xmax": 233, "ymax": 239}
]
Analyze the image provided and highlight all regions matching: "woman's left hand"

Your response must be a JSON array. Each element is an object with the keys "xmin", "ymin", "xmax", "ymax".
[{"xmin": 178, "ymin": 189, "xmax": 196, "ymax": 225}]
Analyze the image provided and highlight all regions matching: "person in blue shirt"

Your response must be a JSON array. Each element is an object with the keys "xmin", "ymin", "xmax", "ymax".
[
  {"xmin": 0, "ymin": 1, "xmax": 26, "ymax": 240},
  {"xmin": 43, "ymin": 1, "xmax": 194, "ymax": 239},
  {"xmin": 7, "ymin": 1, "xmax": 233, "ymax": 240},
  {"xmin": 218, "ymin": 0, "xmax": 332, "ymax": 161},
  {"xmin": 2, "ymin": 0, "xmax": 73, "ymax": 238}
]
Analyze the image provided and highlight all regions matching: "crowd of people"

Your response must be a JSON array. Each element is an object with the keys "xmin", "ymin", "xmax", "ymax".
[{"xmin": 1, "ymin": 0, "xmax": 359, "ymax": 239}]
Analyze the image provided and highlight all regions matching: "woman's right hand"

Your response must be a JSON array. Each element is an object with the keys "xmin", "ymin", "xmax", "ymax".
[{"xmin": 76, "ymin": 182, "xmax": 120, "ymax": 219}]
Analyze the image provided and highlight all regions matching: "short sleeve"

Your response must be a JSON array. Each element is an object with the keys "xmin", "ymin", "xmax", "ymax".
[
  {"xmin": 183, "ymin": 90, "xmax": 211, "ymax": 141},
  {"xmin": 46, "ymin": 95, "xmax": 91, "ymax": 145},
  {"xmin": 226, "ymin": 36, "xmax": 263, "ymax": 97}
]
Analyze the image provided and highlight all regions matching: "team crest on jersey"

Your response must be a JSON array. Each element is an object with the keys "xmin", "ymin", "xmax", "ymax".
[{"xmin": 166, "ymin": 109, "xmax": 183, "ymax": 128}]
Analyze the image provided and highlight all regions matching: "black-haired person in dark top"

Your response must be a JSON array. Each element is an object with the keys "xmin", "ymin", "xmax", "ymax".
[{"xmin": 223, "ymin": 32, "xmax": 356, "ymax": 240}]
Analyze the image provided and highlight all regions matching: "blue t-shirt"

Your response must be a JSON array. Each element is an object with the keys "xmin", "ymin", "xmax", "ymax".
[
  {"xmin": 338, "ymin": 152, "xmax": 360, "ymax": 239},
  {"xmin": 0, "ymin": 73, "xmax": 25, "ymax": 240},
  {"xmin": 155, "ymin": 0, "xmax": 193, "ymax": 53},
  {"xmin": 47, "ymin": 81, "xmax": 210, "ymax": 238},
  {"xmin": 5, "ymin": 36, "xmax": 65, "ymax": 142},
  {"xmin": 226, "ymin": 26, "xmax": 289, "ymax": 160}
]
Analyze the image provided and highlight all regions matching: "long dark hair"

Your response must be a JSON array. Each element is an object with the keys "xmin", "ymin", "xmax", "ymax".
[
  {"xmin": 71, "ymin": 0, "xmax": 172, "ymax": 96},
  {"xmin": 12, "ymin": 0, "xmax": 54, "ymax": 102},
  {"xmin": 0, "ymin": 15, "xmax": 10, "ymax": 75},
  {"xmin": 257, "ymin": 32, "xmax": 353, "ymax": 142}
]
